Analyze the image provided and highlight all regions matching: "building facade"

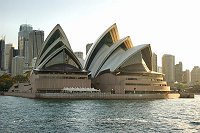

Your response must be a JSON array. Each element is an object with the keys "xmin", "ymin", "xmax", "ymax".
[
  {"xmin": 74, "ymin": 52, "xmax": 83, "ymax": 59},
  {"xmin": 18, "ymin": 24, "xmax": 33, "ymax": 69},
  {"xmin": 28, "ymin": 30, "xmax": 44, "ymax": 68},
  {"xmin": 191, "ymin": 66, "xmax": 200, "ymax": 83},
  {"xmin": 86, "ymin": 43, "xmax": 93, "ymax": 55},
  {"xmin": 11, "ymin": 56, "xmax": 25, "ymax": 76},
  {"xmin": 152, "ymin": 52, "xmax": 157, "ymax": 72},
  {"xmin": 4, "ymin": 44, "xmax": 13, "ymax": 73},
  {"xmin": 182, "ymin": 69, "xmax": 191, "ymax": 84},
  {"xmin": 0, "ymin": 39, "xmax": 5, "ymax": 70},
  {"xmin": 175, "ymin": 62, "xmax": 183, "ymax": 82},
  {"xmin": 162, "ymin": 54, "xmax": 175, "ymax": 83}
]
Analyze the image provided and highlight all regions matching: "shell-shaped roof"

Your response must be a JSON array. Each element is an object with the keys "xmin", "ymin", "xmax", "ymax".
[
  {"xmin": 35, "ymin": 24, "xmax": 82, "ymax": 71},
  {"xmin": 84, "ymin": 23, "xmax": 120, "ymax": 70},
  {"xmin": 84, "ymin": 23, "xmax": 153, "ymax": 78},
  {"xmin": 97, "ymin": 44, "xmax": 152, "ymax": 75},
  {"xmin": 90, "ymin": 36, "xmax": 133, "ymax": 77}
]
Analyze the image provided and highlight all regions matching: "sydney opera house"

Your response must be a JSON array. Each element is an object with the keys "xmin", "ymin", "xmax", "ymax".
[
  {"xmin": 9, "ymin": 23, "xmax": 171, "ymax": 97},
  {"xmin": 85, "ymin": 23, "xmax": 170, "ymax": 94}
]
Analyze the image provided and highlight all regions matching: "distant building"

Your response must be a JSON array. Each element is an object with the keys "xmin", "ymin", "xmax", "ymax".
[
  {"xmin": 182, "ymin": 69, "xmax": 191, "ymax": 84},
  {"xmin": 0, "ymin": 39, "xmax": 5, "ymax": 70},
  {"xmin": 162, "ymin": 54, "xmax": 175, "ymax": 83},
  {"xmin": 175, "ymin": 62, "xmax": 183, "ymax": 82},
  {"xmin": 11, "ymin": 56, "xmax": 25, "ymax": 76},
  {"xmin": 86, "ymin": 43, "xmax": 93, "ymax": 55},
  {"xmin": 4, "ymin": 44, "xmax": 13, "ymax": 73},
  {"xmin": 28, "ymin": 30, "xmax": 44, "ymax": 68},
  {"xmin": 191, "ymin": 66, "xmax": 200, "ymax": 83},
  {"xmin": 11, "ymin": 47, "xmax": 18, "ymax": 58},
  {"xmin": 158, "ymin": 66, "xmax": 162, "ymax": 73},
  {"xmin": 152, "ymin": 52, "xmax": 157, "ymax": 72},
  {"xmin": 74, "ymin": 52, "xmax": 83, "ymax": 59},
  {"xmin": 18, "ymin": 24, "xmax": 33, "ymax": 68}
]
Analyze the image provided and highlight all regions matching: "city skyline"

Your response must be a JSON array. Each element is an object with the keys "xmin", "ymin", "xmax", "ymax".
[{"xmin": 1, "ymin": 0, "xmax": 200, "ymax": 70}]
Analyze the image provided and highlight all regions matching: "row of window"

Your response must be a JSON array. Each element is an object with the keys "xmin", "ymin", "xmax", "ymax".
[
  {"xmin": 126, "ymin": 78, "xmax": 163, "ymax": 81},
  {"xmin": 125, "ymin": 83, "xmax": 167, "ymax": 86},
  {"xmin": 40, "ymin": 76, "xmax": 87, "ymax": 79},
  {"xmin": 125, "ymin": 91, "xmax": 168, "ymax": 94},
  {"xmin": 37, "ymin": 90, "xmax": 99, "ymax": 93}
]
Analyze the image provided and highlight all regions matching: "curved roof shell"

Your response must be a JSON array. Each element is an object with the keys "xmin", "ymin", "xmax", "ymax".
[
  {"xmin": 84, "ymin": 23, "xmax": 152, "ymax": 78},
  {"xmin": 35, "ymin": 24, "xmax": 83, "ymax": 71},
  {"xmin": 97, "ymin": 44, "xmax": 152, "ymax": 75},
  {"xmin": 84, "ymin": 23, "xmax": 120, "ymax": 70},
  {"xmin": 90, "ymin": 36, "xmax": 133, "ymax": 78}
]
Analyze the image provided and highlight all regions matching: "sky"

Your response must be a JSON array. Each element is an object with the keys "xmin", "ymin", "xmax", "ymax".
[{"xmin": 1, "ymin": 0, "xmax": 200, "ymax": 70}]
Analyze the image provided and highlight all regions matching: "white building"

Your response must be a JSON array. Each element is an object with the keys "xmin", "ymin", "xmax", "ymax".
[
  {"xmin": 4, "ymin": 44, "xmax": 13, "ymax": 73},
  {"xmin": 12, "ymin": 56, "xmax": 25, "ymax": 76}
]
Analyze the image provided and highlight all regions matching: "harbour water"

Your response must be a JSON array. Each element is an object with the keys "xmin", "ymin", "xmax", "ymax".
[{"xmin": 0, "ymin": 95, "xmax": 200, "ymax": 133}]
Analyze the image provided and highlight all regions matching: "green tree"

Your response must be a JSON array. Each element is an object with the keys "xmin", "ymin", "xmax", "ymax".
[
  {"xmin": 0, "ymin": 74, "xmax": 14, "ymax": 92},
  {"xmin": 12, "ymin": 75, "xmax": 29, "ymax": 83}
]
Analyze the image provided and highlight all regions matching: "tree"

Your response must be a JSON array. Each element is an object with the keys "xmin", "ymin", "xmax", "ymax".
[
  {"xmin": 0, "ymin": 74, "xmax": 14, "ymax": 92},
  {"xmin": 12, "ymin": 75, "xmax": 29, "ymax": 83}
]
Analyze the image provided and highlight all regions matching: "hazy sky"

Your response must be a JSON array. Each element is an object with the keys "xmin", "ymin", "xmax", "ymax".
[{"xmin": 1, "ymin": 0, "xmax": 200, "ymax": 70}]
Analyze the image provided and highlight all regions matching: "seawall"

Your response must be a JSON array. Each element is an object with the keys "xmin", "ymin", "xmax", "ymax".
[
  {"xmin": 4, "ymin": 92, "xmax": 180, "ymax": 100},
  {"xmin": 4, "ymin": 92, "xmax": 36, "ymax": 99}
]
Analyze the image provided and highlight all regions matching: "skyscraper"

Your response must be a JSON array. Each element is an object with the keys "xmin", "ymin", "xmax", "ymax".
[
  {"xmin": 11, "ymin": 47, "xmax": 18, "ymax": 58},
  {"xmin": 152, "ymin": 52, "xmax": 157, "ymax": 72},
  {"xmin": 28, "ymin": 30, "xmax": 44, "ymax": 68},
  {"xmin": 175, "ymin": 62, "xmax": 183, "ymax": 82},
  {"xmin": 0, "ymin": 39, "xmax": 5, "ymax": 70},
  {"xmin": 191, "ymin": 66, "xmax": 200, "ymax": 83},
  {"xmin": 182, "ymin": 69, "xmax": 191, "ymax": 84},
  {"xmin": 4, "ymin": 44, "xmax": 13, "ymax": 73},
  {"xmin": 86, "ymin": 43, "xmax": 93, "ymax": 55},
  {"xmin": 162, "ymin": 54, "xmax": 175, "ymax": 83},
  {"xmin": 11, "ymin": 56, "xmax": 25, "ymax": 76},
  {"xmin": 18, "ymin": 24, "xmax": 33, "ymax": 68}
]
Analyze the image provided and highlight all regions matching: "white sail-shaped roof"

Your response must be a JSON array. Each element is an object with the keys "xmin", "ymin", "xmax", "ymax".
[
  {"xmin": 35, "ymin": 24, "xmax": 83, "ymax": 71},
  {"xmin": 91, "ymin": 36, "xmax": 133, "ymax": 77},
  {"xmin": 97, "ymin": 44, "xmax": 152, "ymax": 75},
  {"xmin": 84, "ymin": 23, "xmax": 152, "ymax": 78},
  {"xmin": 84, "ymin": 23, "xmax": 120, "ymax": 70}
]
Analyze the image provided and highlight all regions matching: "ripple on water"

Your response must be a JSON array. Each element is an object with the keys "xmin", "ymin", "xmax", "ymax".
[{"xmin": 0, "ymin": 96, "xmax": 200, "ymax": 132}]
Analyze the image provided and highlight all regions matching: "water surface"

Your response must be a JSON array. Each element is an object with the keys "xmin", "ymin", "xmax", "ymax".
[{"xmin": 0, "ymin": 95, "xmax": 200, "ymax": 132}]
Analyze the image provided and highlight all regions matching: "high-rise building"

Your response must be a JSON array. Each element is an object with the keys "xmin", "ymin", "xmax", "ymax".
[
  {"xmin": 4, "ymin": 44, "xmax": 13, "ymax": 73},
  {"xmin": 0, "ymin": 39, "xmax": 5, "ymax": 70},
  {"xmin": 11, "ymin": 47, "xmax": 18, "ymax": 58},
  {"xmin": 175, "ymin": 62, "xmax": 183, "ymax": 82},
  {"xmin": 28, "ymin": 30, "xmax": 44, "ymax": 68},
  {"xmin": 191, "ymin": 66, "xmax": 200, "ymax": 83},
  {"xmin": 152, "ymin": 52, "xmax": 157, "ymax": 72},
  {"xmin": 182, "ymin": 69, "xmax": 191, "ymax": 84},
  {"xmin": 162, "ymin": 54, "xmax": 175, "ymax": 83},
  {"xmin": 18, "ymin": 24, "xmax": 33, "ymax": 68},
  {"xmin": 11, "ymin": 56, "xmax": 25, "ymax": 76},
  {"xmin": 86, "ymin": 43, "xmax": 93, "ymax": 55},
  {"xmin": 74, "ymin": 52, "xmax": 83, "ymax": 59}
]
